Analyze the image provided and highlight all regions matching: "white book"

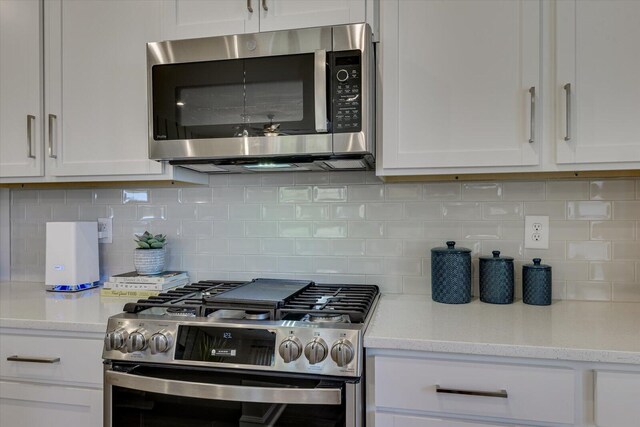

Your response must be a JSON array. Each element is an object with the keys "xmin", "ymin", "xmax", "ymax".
[
  {"xmin": 103, "ymin": 277, "xmax": 189, "ymax": 291},
  {"xmin": 108, "ymin": 271, "xmax": 188, "ymax": 284}
]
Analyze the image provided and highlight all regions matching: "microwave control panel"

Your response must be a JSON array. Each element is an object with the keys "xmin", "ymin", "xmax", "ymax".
[{"xmin": 331, "ymin": 51, "xmax": 362, "ymax": 133}]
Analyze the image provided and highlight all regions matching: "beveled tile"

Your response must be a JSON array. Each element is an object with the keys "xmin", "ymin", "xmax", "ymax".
[
  {"xmin": 210, "ymin": 187, "xmax": 244, "ymax": 203},
  {"xmin": 348, "ymin": 257, "xmax": 384, "ymax": 275},
  {"xmin": 229, "ymin": 204, "xmax": 260, "ymax": 220},
  {"xmin": 245, "ymin": 187, "xmax": 278, "ymax": 203},
  {"xmin": 25, "ymin": 206, "xmax": 52, "ymax": 221},
  {"xmin": 261, "ymin": 205, "xmax": 295, "ymax": 220},
  {"xmin": 565, "ymin": 281, "xmax": 611, "ymax": 301},
  {"xmin": 567, "ymin": 241, "xmax": 611, "ymax": 261},
  {"xmin": 93, "ymin": 189, "xmax": 122, "ymax": 205},
  {"xmin": 313, "ymin": 221, "xmax": 347, "ymax": 238},
  {"xmin": 245, "ymin": 221, "xmax": 278, "ymax": 237},
  {"xmin": 330, "ymin": 203, "xmax": 365, "ymax": 220},
  {"xmin": 502, "ymin": 181, "xmax": 545, "ymax": 201},
  {"xmin": 613, "ymin": 201, "xmax": 640, "ymax": 220},
  {"xmin": 167, "ymin": 205, "xmax": 197, "ymax": 220},
  {"xmin": 228, "ymin": 174, "xmax": 261, "ymax": 186},
  {"xmin": 549, "ymin": 221, "xmax": 590, "ymax": 240},
  {"xmin": 612, "ymin": 283, "xmax": 640, "ymax": 302},
  {"xmin": 296, "ymin": 204, "xmax": 329, "ymax": 220},
  {"xmin": 39, "ymin": 190, "xmax": 66, "ymax": 204},
  {"xmin": 208, "ymin": 175, "xmax": 229, "ymax": 187},
  {"xmin": 364, "ymin": 275, "xmax": 403, "ymax": 294},
  {"xmin": 423, "ymin": 182, "xmax": 461, "ymax": 200},
  {"xmin": 196, "ymin": 239, "xmax": 229, "ymax": 254},
  {"xmin": 182, "ymin": 254, "xmax": 213, "ymax": 271},
  {"xmin": 295, "ymin": 239, "xmax": 330, "ymax": 256},
  {"xmin": 424, "ymin": 221, "xmax": 461, "ymax": 240},
  {"xmin": 329, "ymin": 171, "xmax": 366, "ymax": 184},
  {"xmin": 123, "ymin": 189, "xmax": 149, "ymax": 204},
  {"xmin": 546, "ymin": 181, "xmax": 589, "ymax": 200},
  {"xmin": 348, "ymin": 221, "xmax": 384, "ymax": 238},
  {"xmin": 462, "ymin": 221, "xmax": 501, "ymax": 240},
  {"xmin": 65, "ymin": 189, "xmax": 92, "ymax": 204},
  {"xmin": 244, "ymin": 256, "xmax": 279, "ymax": 272},
  {"xmin": 213, "ymin": 255, "xmax": 245, "ymax": 272},
  {"xmin": 347, "ymin": 185, "xmax": 384, "ymax": 202},
  {"xmin": 590, "ymin": 180, "xmax": 635, "ymax": 200},
  {"xmin": 52, "ymin": 205, "xmax": 79, "ymax": 221},
  {"xmin": 329, "ymin": 239, "xmax": 365, "ymax": 256},
  {"xmin": 294, "ymin": 172, "xmax": 329, "ymax": 186},
  {"xmin": 229, "ymin": 239, "xmax": 261, "ymax": 254},
  {"xmin": 524, "ymin": 240, "xmax": 566, "ymax": 261},
  {"xmin": 314, "ymin": 257, "xmax": 349, "ymax": 274},
  {"xmin": 612, "ymin": 241, "xmax": 640, "ymax": 260},
  {"xmin": 196, "ymin": 205, "xmax": 228, "ymax": 220},
  {"xmin": 278, "ymin": 221, "xmax": 312, "ymax": 238},
  {"xmin": 365, "ymin": 239, "xmax": 404, "ymax": 256},
  {"xmin": 524, "ymin": 201, "xmax": 566, "ymax": 220},
  {"xmin": 182, "ymin": 220, "xmax": 213, "ymax": 237},
  {"xmin": 261, "ymin": 239, "xmax": 295, "ymax": 255},
  {"xmin": 501, "ymin": 221, "xmax": 525, "ymax": 240},
  {"xmin": 567, "ymin": 201, "xmax": 611, "ymax": 220},
  {"xmin": 442, "ymin": 202, "xmax": 482, "ymax": 220},
  {"xmin": 404, "ymin": 202, "xmax": 442, "ymax": 220},
  {"xmin": 385, "ymin": 184, "xmax": 422, "ymax": 201},
  {"xmin": 277, "ymin": 257, "xmax": 314, "ymax": 273},
  {"xmin": 403, "ymin": 276, "xmax": 430, "ymax": 295},
  {"xmin": 551, "ymin": 261, "xmax": 589, "ymax": 281},
  {"xmin": 313, "ymin": 186, "xmax": 347, "ymax": 202},
  {"xmin": 483, "ymin": 202, "xmax": 523, "ymax": 220},
  {"xmin": 279, "ymin": 186, "xmax": 312, "ymax": 203},
  {"xmin": 386, "ymin": 221, "xmax": 423, "ymax": 239},
  {"xmin": 261, "ymin": 173, "xmax": 294, "ymax": 186},
  {"xmin": 137, "ymin": 205, "xmax": 166, "ymax": 220},
  {"xmin": 213, "ymin": 221, "xmax": 244, "ymax": 238},
  {"xmin": 384, "ymin": 258, "xmax": 421, "ymax": 275},
  {"xmin": 589, "ymin": 262, "xmax": 635, "ymax": 282},
  {"xmin": 590, "ymin": 221, "xmax": 635, "ymax": 240},
  {"xmin": 462, "ymin": 182, "xmax": 502, "ymax": 201},
  {"xmin": 365, "ymin": 203, "xmax": 403, "ymax": 220},
  {"xmin": 179, "ymin": 188, "xmax": 213, "ymax": 204},
  {"xmin": 480, "ymin": 240, "xmax": 523, "ymax": 259},
  {"xmin": 79, "ymin": 205, "xmax": 108, "ymax": 220}
]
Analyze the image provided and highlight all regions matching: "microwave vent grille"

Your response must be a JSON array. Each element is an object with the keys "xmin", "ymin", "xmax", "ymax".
[{"xmin": 323, "ymin": 159, "xmax": 367, "ymax": 170}]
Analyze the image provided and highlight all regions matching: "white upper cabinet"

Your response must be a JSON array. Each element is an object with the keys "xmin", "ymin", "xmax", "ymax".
[
  {"xmin": 44, "ymin": 0, "xmax": 164, "ymax": 177},
  {"xmin": 162, "ymin": 0, "xmax": 366, "ymax": 39},
  {"xmin": 0, "ymin": 0, "xmax": 43, "ymax": 178},
  {"xmin": 556, "ymin": 0, "xmax": 640, "ymax": 165},
  {"xmin": 162, "ymin": 0, "xmax": 259, "ymax": 40},
  {"xmin": 379, "ymin": 0, "xmax": 541, "ymax": 173},
  {"xmin": 258, "ymin": 0, "xmax": 366, "ymax": 32}
]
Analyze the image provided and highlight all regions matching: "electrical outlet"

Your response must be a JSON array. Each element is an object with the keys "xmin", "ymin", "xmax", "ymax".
[
  {"xmin": 98, "ymin": 217, "xmax": 112, "ymax": 244},
  {"xmin": 524, "ymin": 215, "xmax": 549, "ymax": 249}
]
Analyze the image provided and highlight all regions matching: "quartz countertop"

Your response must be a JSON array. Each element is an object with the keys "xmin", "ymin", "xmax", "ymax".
[
  {"xmin": 364, "ymin": 295, "xmax": 640, "ymax": 365},
  {"xmin": 0, "ymin": 281, "xmax": 130, "ymax": 333}
]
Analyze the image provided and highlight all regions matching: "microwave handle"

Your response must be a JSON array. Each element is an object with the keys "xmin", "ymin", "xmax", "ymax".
[
  {"xmin": 314, "ymin": 49, "xmax": 328, "ymax": 132},
  {"xmin": 105, "ymin": 370, "xmax": 341, "ymax": 405}
]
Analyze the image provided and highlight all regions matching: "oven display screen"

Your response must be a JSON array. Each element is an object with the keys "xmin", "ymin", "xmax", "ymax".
[{"xmin": 174, "ymin": 326, "xmax": 276, "ymax": 366}]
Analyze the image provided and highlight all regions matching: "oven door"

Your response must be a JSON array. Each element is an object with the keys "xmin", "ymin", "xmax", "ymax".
[{"xmin": 104, "ymin": 364, "xmax": 361, "ymax": 427}]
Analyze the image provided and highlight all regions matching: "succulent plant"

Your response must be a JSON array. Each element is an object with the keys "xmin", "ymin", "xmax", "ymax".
[{"xmin": 134, "ymin": 231, "xmax": 167, "ymax": 249}]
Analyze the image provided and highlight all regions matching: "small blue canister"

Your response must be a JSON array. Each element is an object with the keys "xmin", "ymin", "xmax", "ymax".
[
  {"xmin": 431, "ymin": 241, "xmax": 472, "ymax": 304},
  {"xmin": 479, "ymin": 251, "xmax": 514, "ymax": 304},
  {"xmin": 522, "ymin": 258, "xmax": 552, "ymax": 305}
]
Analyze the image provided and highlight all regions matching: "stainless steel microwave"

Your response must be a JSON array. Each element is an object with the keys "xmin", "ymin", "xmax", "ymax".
[{"xmin": 147, "ymin": 23, "xmax": 374, "ymax": 173}]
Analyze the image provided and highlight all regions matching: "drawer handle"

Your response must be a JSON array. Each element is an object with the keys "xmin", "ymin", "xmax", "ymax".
[
  {"xmin": 7, "ymin": 355, "xmax": 61, "ymax": 364},
  {"xmin": 435, "ymin": 385, "xmax": 508, "ymax": 399}
]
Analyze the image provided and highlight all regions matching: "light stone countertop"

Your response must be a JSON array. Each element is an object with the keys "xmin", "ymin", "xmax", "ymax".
[
  {"xmin": 364, "ymin": 294, "xmax": 640, "ymax": 365},
  {"xmin": 0, "ymin": 281, "xmax": 132, "ymax": 333}
]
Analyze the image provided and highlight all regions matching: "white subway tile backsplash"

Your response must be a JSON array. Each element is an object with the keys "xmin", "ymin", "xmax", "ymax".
[
  {"xmin": 25, "ymin": 206, "xmax": 52, "ymax": 221},
  {"xmin": 483, "ymin": 202, "xmax": 523, "ymax": 220},
  {"xmin": 384, "ymin": 258, "xmax": 421, "ymax": 275},
  {"xmin": 314, "ymin": 186, "xmax": 347, "ymax": 202},
  {"xmin": 589, "ymin": 261, "xmax": 635, "ymax": 282},
  {"xmin": 329, "ymin": 171, "xmax": 367, "ymax": 184},
  {"xmin": 424, "ymin": 221, "xmax": 461, "ymax": 240},
  {"xmin": 348, "ymin": 221, "xmax": 384, "ymax": 238},
  {"xmin": 404, "ymin": 202, "xmax": 442, "ymax": 220},
  {"xmin": 245, "ymin": 255, "xmax": 279, "ymax": 272},
  {"xmin": 552, "ymin": 261, "xmax": 589, "ymax": 281},
  {"xmin": 196, "ymin": 205, "xmax": 228, "ymax": 220},
  {"xmin": 229, "ymin": 239, "xmax": 261, "ymax": 255},
  {"xmin": 229, "ymin": 204, "xmax": 261, "ymax": 220},
  {"xmin": 179, "ymin": 188, "xmax": 213, "ymax": 204},
  {"xmin": 279, "ymin": 186, "xmax": 312, "ymax": 203},
  {"xmin": 261, "ymin": 239, "xmax": 295, "ymax": 255},
  {"xmin": 590, "ymin": 220, "xmax": 635, "ymax": 240},
  {"xmin": 463, "ymin": 221, "xmax": 500, "ymax": 240},
  {"xmin": 331, "ymin": 204, "xmax": 365, "ymax": 220},
  {"xmin": 208, "ymin": 175, "xmax": 229, "ymax": 187},
  {"xmin": 122, "ymin": 190, "xmax": 149, "ymax": 204},
  {"xmin": 262, "ymin": 205, "xmax": 295, "ymax": 220},
  {"xmin": 348, "ymin": 257, "xmax": 384, "ymax": 275},
  {"xmin": 211, "ymin": 188, "xmax": 243, "ymax": 203},
  {"xmin": 93, "ymin": 189, "xmax": 122, "ymax": 204},
  {"xmin": 150, "ymin": 188, "xmax": 178, "ymax": 204},
  {"xmin": 423, "ymin": 183, "xmax": 461, "ymax": 200},
  {"xmin": 182, "ymin": 254, "xmax": 213, "ymax": 271},
  {"xmin": 524, "ymin": 201, "xmax": 566, "ymax": 219},
  {"xmin": 590, "ymin": 180, "xmax": 636, "ymax": 200},
  {"xmin": 314, "ymin": 257, "xmax": 349, "ymax": 274},
  {"xmin": 228, "ymin": 174, "xmax": 261, "ymax": 186},
  {"xmin": 386, "ymin": 221, "xmax": 423, "ymax": 239},
  {"xmin": 366, "ymin": 203, "xmax": 403, "ymax": 220},
  {"xmin": 612, "ymin": 241, "xmax": 640, "ymax": 260},
  {"xmin": 547, "ymin": 181, "xmax": 589, "ymax": 200},
  {"xmin": 566, "ymin": 281, "xmax": 612, "ymax": 301},
  {"xmin": 182, "ymin": 221, "xmax": 213, "ymax": 237},
  {"xmin": 137, "ymin": 205, "xmax": 166, "ymax": 220},
  {"xmin": 245, "ymin": 221, "xmax": 278, "ymax": 237},
  {"xmin": 567, "ymin": 241, "xmax": 611, "ymax": 261},
  {"xmin": 213, "ymin": 255, "xmax": 245, "ymax": 271},
  {"xmin": 549, "ymin": 221, "xmax": 590, "ymax": 240},
  {"xmin": 329, "ymin": 239, "xmax": 365, "ymax": 256},
  {"xmin": 213, "ymin": 221, "xmax": 244, "ymax": 238},
  {"xmin": 347, "ymin": 185, "xmax": 384, "ymax": 202},
  {"xmin": 567, "ymin": 201, "xmax": 611, "ymax": 220},
  {"xmin": 612, "ymin": 283, "xmax": 640, "ymax": 302},
  {"xmin": 277, "ymin": 257, "xmax": 313, "ymax": 273},
  {"xmin": 197, "ymin": 238, "xmax": 229, "ymax": 254},
  {"xmin": 78, "ymin": 205, "xmax": 108, "ymax": 220},
  {"xmin": 524, "ymin": 240, "xmax": 566, "ymax": 261},
  {"xmin": 51, "ymin": 205, "xmax": 78, "ymax": 221},
  {"xmin": 65, "ymin": 189, "xmax": 92, "ymax": 204},
  {"xmin": 296, "ymin": 204, "xmax": 329, "ymax": 220},
  {"xmin": 442, "ymin": 202, "xmax": 482, "ymax": 220},
  {"xmin": 613, "ymin": 201, "xmax": 640, "ymax": 220},
  {"xmin": 385, "ymin": 184, "xmax": 422, "ymax": 201},
  {"xmin": 294, "ymin": 172, "xmax": 329, "ymax": 186},
  {"xmin": 295, "ymin": 239, "xmax": 330, "ymax": 256},
  {"xmin": 245, "ymin": 187, "xmax": 278, "ymax": 203},
  {"xmin": 278, "ymin": 221, "xmax": 312, "ymax": 237},
  {"xmin": 503, "ymin": 181, "xmax": 545, "ymax": 201},
  {"xmin": 261, "ymin": 173, "xmax": 294, "ymax": 186},
  {"xmin": 365, "ymin": 239, "xmax": 403, "ymax": 256},
  {"xmin": 313, "ymin": 221, "xmax": 347, "ymax": 238},
  {"xmin": 462, "ymin": 183, "xmax": 502, "ymax": 201}
]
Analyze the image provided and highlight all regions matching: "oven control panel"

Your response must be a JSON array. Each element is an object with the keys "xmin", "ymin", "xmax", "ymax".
[
  {"xmin": 103, "ymin": 316, "xmax": 363, "ymax": 377},
  {"xmin": 331, "ymin": 50, "xmax": 362, "ymax": 134}
]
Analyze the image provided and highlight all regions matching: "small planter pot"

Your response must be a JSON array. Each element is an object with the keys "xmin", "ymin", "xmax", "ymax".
[{"xmin": 134, "ymin": 248, "xmax": 166, "ymax": 275}]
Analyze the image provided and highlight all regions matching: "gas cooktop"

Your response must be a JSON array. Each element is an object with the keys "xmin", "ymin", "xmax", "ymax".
[{"xmin": 103, "ymin": 278, "xmax": 380, "ymax": 377}]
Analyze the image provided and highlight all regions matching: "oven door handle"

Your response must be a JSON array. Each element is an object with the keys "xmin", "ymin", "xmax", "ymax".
[
  {"xmin": 105, "ymin": 370, "xmax": 342, "ymax": 405},
  {"xmin": 314, "ymin": 49, "xmax": 328, "ymax": 133}
]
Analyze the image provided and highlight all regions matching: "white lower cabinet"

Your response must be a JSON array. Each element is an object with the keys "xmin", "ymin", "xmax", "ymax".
[
  {"xmin": 368, "ymin": 351, "xmax": 640, "ymax": 427},
  {"xmin": 0, "ymin": 329, "xmax": 103, "ymax": 427}
]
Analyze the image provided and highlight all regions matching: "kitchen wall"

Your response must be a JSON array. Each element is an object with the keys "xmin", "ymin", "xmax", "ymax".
[
  {"xmin": 0, "ymin": 188, "xmax": 9, "ymax": 280},
  {"xmin": 8, "ymin": 172, "xmax": 640, "ymax": 301}
]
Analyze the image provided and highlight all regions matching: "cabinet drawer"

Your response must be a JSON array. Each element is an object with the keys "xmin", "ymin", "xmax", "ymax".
[
  {"xmin": 595, "ymin": 370, "xmax": 640, "ymax": 427},
  {"xmin": 375, "ymin": 412, "xmax": 516, "ymax": 427},
  {"xmin": 0, "ymin": 333, "xmax": 103, "ymax": 385},
  {"xmin": 374, "ymin": 356, "xmax": 575, "ymax": 424}
]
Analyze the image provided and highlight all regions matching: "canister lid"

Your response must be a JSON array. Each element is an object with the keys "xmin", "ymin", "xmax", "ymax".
[
  {"xmin": 479, "ymin": 250, "xmax": 514, "ymax": 262},
  {"xmin": 523, "ymin": 258, "xmax": 551, "ymax": 269},
  {"xmin": 431, "ymin": 241, "xmax": 472, "ymax": 254}
]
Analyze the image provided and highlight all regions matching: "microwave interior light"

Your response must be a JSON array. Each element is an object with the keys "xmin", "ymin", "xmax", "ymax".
[
  {"xmin": 176, "ymin": 101, "xmax": 185, "ymax": 106},
  {"xmin": 245, "ymin": 163, "xmax": 293, "ymax": 169}
]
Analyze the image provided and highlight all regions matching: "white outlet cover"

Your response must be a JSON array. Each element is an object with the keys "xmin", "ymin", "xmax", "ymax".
[
  {"xmin": 524, "ymin": 215, "xmax": 549, "ymax": 249},
  {"xmin": 98, "ymin": 217, "xmax": 113, "ymax": 244}
]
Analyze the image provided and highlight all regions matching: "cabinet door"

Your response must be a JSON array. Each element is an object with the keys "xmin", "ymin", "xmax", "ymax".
[
  {"xmin": 0, "ymin": 0, "xmax": 44, "ymax": 178},
  {"xmin": 162, "ymin": 0, "xmax": 259, "ymax": 40},
  {"xmin": 0, "ymin": 381, "xmax": 101, "ymax": 427},
  {"xmin": 594, "ymin": 371, "xmax": 640, "ymax": 427},
  {"xmin": 258, "ymin": 0, "xmax": 365, "ymax": 32},
  {"xmin": 380, "ymin": 0, "xmax": 540, "ymax": 171},
  {"xmin": 44, "ymin": 0, "xmax": 164, "ymax": 177},
  {"xmin": 556, "ymin": 0, "xmax": 640, "ymax": 164}
]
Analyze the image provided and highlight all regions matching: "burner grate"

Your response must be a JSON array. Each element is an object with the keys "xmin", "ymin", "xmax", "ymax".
[{"xmin": 278, "ymin": 284, "xmax": 379, "ymax": 323}]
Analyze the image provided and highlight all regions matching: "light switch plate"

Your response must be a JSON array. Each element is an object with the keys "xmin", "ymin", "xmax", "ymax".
[
  {"xmin": 98, "ymin": 217, "xmax": 112, "ymax": 244},
  {"xmin": 524, "ymin": 215, "xmax": 549, "ymax": 249}
]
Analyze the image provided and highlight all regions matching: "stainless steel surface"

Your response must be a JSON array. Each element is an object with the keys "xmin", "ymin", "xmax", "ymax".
[
  {"xmin": 314, "ymin": 49, "xmax": 328, "ymax": 132},
  {"xmin": 564, "ymin": 83, "xmax": 572, "ymax": 141},
  {"xmin": 435, "ymin": 385, "xmax": 508, "ymax": 399},
  {"xmin": 149, "ymin": 331, "xmax": 172, "ymax": 354},
  {"xmin": 261, "ymin": 0, "xmax": 268, "ymax": 11},
  {"xmin": 126, "ymin": 329, "xmax": 149, "ymax": 353},
  {"xmin": 330, "ymin": 339, "xmax": 355, "ymax": 367},
  {"xmin": 304, "ymin": 337, "xmax": 328, "ymax": 365},
  {"xmin": 104, "ymin": 328, "xmax": 128, "ymax": 351},
  {"xmin": 345, "ymin": 381, "xmax": 361, "ymax": 427},
  {"xmin": 278, "ymin": 336, "xmax": 302, "ymax": 363},
  {"xmin": 7, "ymin": 355, "xmax": 60, "ymax": 364},
  {"xmin": 47, "ymin": 114, "xmax": 57, "ymax": 159},
  {"xmin": 105, "ymin": 370, "xmax": 342, "ymax": 405},
  {"xmin": 247, "ymin": 0, "xmax": 253, "ymax": 13},
  {"xmin": 147, "ymin": 24, "xmax": 374, "ymax": 170},
  {"xmin": 26, "ymin": 115, "xmax": 36, "ymax": 158},
  {"xmin": 529, "ymin": 86, "xmax": 535, "ymax": 143}
]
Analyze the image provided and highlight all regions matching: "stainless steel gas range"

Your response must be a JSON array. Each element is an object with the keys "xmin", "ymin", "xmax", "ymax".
[{"xmin": 102, "ymin": 278, "xmax": 380, "ymax": 427}]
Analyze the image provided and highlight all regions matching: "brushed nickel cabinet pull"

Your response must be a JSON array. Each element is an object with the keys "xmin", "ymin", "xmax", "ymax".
[
  {"xmin": 529, "ymin": 86, "xmax": 535, "ymax": 143},
  {"xmin": 7, "ymin": 355, "xmax": 61, "ymax": 364},
  {"xmin": 27, "ymin": 115, "xmax": 36, "ymax": 158},
  {"xmin": 564, "ymin": 83, "xmax": 571, "ymax": 141},
  {"xmin": 436, "ymin": 385, "xmax": 508, "ymax": 399},
  {"xmin": 48, "ymin": 114, "xmax": 57, "ymax": 158},
  {"xmin": 262, "ymin": 0, "xmax": 268, "ymax": 11},
  {"xmin": 247, "ymin": 0, "xmax": 253, "ymax": 13}
]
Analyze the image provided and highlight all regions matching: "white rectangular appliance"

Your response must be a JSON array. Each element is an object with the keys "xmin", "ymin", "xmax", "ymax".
[{"xmin": 45, "ymin": 221, "xmax": 100, "ymax": 292}]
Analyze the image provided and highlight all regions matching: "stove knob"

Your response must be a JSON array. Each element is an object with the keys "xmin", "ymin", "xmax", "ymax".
[
  {"xmin": 304, "ymin": 338, "xmax": 328, "ymax": 365},
  {"xmin": 149, "ymin": 331, "xmax": 173, "ymax": 354},
  {"xmin": 104, "ymin": 328, "xmax": 128, "ymax": 351},
  {"xmin": 126, "ymin": 329, "xmax": 149, "ymax": 353},
  {"xmin": 278, "ymin": 337, "xmax": 302, "ymax": 363},
  {"xmin": 330, "ymin": 339, "xmax": 355, "ymax": 367}
]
